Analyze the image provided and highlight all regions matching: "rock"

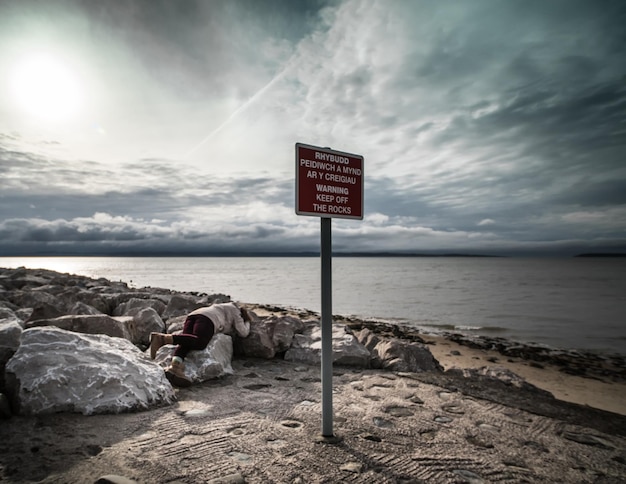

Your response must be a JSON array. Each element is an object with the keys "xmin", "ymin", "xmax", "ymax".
[
  {"xmin": 285, "ymin": 323, "xmax": 371, "ymax": 367},
  {"xmin": 113, "ymin": 297, "xmax": 166, "ymax": 317},
  {"xmin": 0, "ymin": 320, "xmax": 23, "ymax": 391},
  {"xmin": 25, "ymin": 314, "xmax": 133, "ymax": 341},
  {"xmin": 77, "ymin": 292, "xmax": 111, "ymax": 314},
  {"xmin": 561, "ymin": 431, "xmax": 616, "ymax": 449},
  {"xmin": 207, "ymin": 473, "xmax": 245, "ymax": 484},
  {"xmin": 357, "ymin": 332, "xmax": 384, "ymax": 367},
  {"xmin": 237, "ymin": 315, "xmax": 304, "ymax": 359},
  {"xmin": 373, "ymin": 338, "xmax": 443, "ymax": 373},
  {"xmin": 0, "ymin": 320, "xmax": 22, "ymax": 362},
  {"xmin": 161, "ymin": 294, "xmax": 202, "ymax": 321},
  {"xmin": 95, "ymin": 475, "xmax": 138, "ymax": 484},
  {"xmin": 270, "ymin": 315, "xmax": 305, "ymax": 351},
  {"xmin": 0, "ymin": 305, "xmax": 21, "ymax": 321},
  {"xmin": 236, "ymin": 318, "xmax": 275, "ymax": 358},
  {"xmin": 14, "ymin": 307, "xmax": 32, "ymax": 322},
  {"xmin": 355, "ymin": 328, "xmax": 441, "ymax": 372},
  {"xmin": 69, "ymin": 301, "xmax": 104, "ymax": 315},
  {"xmin": 9, "ymin": 290, "xmax": 61, "ymax": 312},
  {"xmin": 154, "ymin": 333, "xmax": 234, "ymax": 383},
  {"xmin": 165, "ymin": 314, "xmax": 187, "ymax": 333},
  {"xmin": 26, "ymin": 302, "xmax": 65, "ymax": 322},
  {"xmin": 5, "ymin": 326, "xmax": 175, "ymax": 415},
  {"xmin": 125, "ymin": 307, "xmax": 166, "ymax": 345},
  {"xmin": 457, "ymin": 366, "xmax": 553, "ymax": 396},
  {"xmin": 197, "ymin": 293, "xmax": 232, "ymax": 306},
  {"xmin": 340, "ymin": 462, "xmax": 363, "ymax": 473},
  {"xmin": 355, "ymin": 328, "xmax": 380, "ymax": 352}
]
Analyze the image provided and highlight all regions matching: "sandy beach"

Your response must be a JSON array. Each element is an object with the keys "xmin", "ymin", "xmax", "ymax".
[
  {"xmin": 423, "ymin": 333, "xmax": 626, "ymax": 416},
  {"xmin": 1, "ymin": 303, "xmax": 625, "ymax": 483}
]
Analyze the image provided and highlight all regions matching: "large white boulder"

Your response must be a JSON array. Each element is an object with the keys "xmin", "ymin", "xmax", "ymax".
[
  {"xmin": 25, "ymin": 314, "xmax": 132, "ymax": 340},
  {"xmin": 154, "ymin": 333, "xmax": 234, "ymax": 383},
  {"xmin": 5, "ymin": 327, "xmax": 175, "ymax": 415}
]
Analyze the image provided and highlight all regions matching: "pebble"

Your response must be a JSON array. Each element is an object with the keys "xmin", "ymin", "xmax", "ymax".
[
  {"xmin": 184, "ymin": 408, "xmax": 211, "ymax": 418},
  {"xmin": 441, "ymin": 404, "xmax": 465, "ymax": 414},
  {"xmin": 562, "ymin": 431, "xmax": 616, "ymax": 449},
  {"xmin": 361, "ymin": 433, "xmax": 382, "ymax": 442},
  {"xmin": 207, "ymin": 473, "xmax": 246, "ymax": 484},
  {"xmin": 228, "ymin": 451, "xmax": 252, "ymax": 463},
  {"xmin": 466, "ymin": 434, "xmax": 494, "ymax": 449},
  {"xmin": 280, "ymin": 420, "xmax": 303, "ymax": 429},
  {"xmin": 373, "ymin": 416, "xmax": 394, "ymax": 428},
  {"xmin": 384, "ymin": 406, "xmax": 414, "ymax": 417},
  {"xmin": 242, "ymin": 383, "xmax": 271, "ymax": 391},
  {"xmin": 95, "ymin": 476, "xmax": 137, "ymax": 484},
  {"xmin": 340, "ymin": 462, "xmax": 363, "ymax": 473},
  {"xmin": 477, "ymin": 422, "xmax": 499, "ymax": 432}
]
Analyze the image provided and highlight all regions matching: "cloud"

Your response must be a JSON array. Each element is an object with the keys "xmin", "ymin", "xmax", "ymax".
[{"xmin": 1, "ymin": 1, "xmax": 625, "ymax": 256}]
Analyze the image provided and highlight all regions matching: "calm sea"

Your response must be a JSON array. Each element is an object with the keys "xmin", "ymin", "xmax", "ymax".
[{"xmin": 2, "ymin": 256, "xmax": 625, "ymax": 356}]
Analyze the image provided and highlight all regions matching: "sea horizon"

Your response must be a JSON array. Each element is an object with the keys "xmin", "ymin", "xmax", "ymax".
[
  {"xmin": 2, "ymin": 256, "xmax": 625, "ymax": 357},
  {"xmin": 2, "ymin": 251, "xmax": 626, "ymax": 258}
]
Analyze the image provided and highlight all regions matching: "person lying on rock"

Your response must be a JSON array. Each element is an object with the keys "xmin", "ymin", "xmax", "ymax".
[{"xmin": 149, "ymin": 302, "xmax": 252, "ymax": 387}]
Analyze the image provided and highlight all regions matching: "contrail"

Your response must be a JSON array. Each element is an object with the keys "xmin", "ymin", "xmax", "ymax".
[{"xmin": 183, "ymin": 65, "xmax": 291, "ymax": 159}]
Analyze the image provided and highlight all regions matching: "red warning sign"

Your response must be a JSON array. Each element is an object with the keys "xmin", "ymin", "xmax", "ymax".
[{"xmin": 295, "ymin": 143, "xmax": 364, "ymax": 220}]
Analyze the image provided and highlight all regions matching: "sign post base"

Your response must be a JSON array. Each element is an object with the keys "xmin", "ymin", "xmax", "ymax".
[{"xmin": 314, "ymin": 433, "xmax": 343, "ymax": 444}]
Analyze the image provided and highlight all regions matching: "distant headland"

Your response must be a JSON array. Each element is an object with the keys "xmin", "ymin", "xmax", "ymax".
[{"xmin": 574, "ymin": 253, "xmax": 626, "ymax": 258}]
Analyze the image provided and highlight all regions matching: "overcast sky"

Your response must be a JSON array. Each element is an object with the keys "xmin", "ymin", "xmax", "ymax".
[{"xmin": 1, "ymin": 0, "xmax": 625, "ymax": 257}]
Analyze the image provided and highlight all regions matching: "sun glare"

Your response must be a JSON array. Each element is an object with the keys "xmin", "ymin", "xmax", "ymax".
[{"xmin": 9, "ymin": 54, "xmax": 84, "ymax": 122}]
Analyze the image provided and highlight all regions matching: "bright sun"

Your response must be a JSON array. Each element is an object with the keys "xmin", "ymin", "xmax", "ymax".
[{"xmin": 9, "ymin": 54, "xmax": 83, "ymax": 122}]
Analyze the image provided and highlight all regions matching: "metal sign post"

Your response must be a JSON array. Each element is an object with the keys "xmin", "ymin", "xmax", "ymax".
[
  {"xmin": 295, "ymin": 143, "xmax": 364, "ymax": 440},
  {"xmin": 320, "ymin": 216, "xmax": 333, "ymax": 437}
]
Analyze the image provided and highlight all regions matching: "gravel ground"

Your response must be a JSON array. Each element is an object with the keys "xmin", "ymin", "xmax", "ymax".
[{"xmin": 1, "ymin": 356, "xmax": 625, "ymax": 483}]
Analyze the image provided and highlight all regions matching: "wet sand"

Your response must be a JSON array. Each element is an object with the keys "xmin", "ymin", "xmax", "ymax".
[{"xmin": 424, "ymin": 334, "xmax": 626, "ymax": 416}]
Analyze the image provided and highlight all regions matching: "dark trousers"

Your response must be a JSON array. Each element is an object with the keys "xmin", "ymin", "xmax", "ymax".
[{"xmin": 172, "ymin": 314, "xmax": 215, "ymax": 359}]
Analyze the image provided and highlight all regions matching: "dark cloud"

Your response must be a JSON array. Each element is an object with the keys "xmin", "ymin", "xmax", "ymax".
[
  {"xmin": 1, "ymin": 1, "xmax": 625, "ymax": 256},
  {"xmin": 551, "ymin": 180, "xmax": 626, "ymax": 207}
]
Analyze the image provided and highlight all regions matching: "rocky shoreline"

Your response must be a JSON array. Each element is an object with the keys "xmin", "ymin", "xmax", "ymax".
[
  {"xmin": 1, "ymin": 266, "xmax": 626, "ymax": 483},
  {"xmin": 338, "ymin": 316, "xmax": 626, "ymax": 383}
]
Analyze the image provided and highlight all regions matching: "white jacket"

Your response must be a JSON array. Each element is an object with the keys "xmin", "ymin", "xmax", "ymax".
[{"xmin": 188, "ymin": 303, "xmax": 250, "ymax": 338}]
